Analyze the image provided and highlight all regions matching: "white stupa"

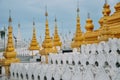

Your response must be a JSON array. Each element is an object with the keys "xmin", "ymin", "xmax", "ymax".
[{"xmin": 16, "ymin": 23, "xmax": 26, "ymax": 48}]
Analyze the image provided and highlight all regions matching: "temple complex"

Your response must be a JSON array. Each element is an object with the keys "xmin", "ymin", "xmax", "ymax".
[
  {"xmin": 53, "ymin": 17, "xmax": 62, "ymax": 48},
  {"xmin": 2, "ymin": 10, "xmax": 20, "ymax": 75},
  {"xmin": 0, "ymin": 1, "xmax": 120, "ymax": 80},
  {"xmin": 29, "ymin": 21, "xmax": 39, "ymax": 51}
]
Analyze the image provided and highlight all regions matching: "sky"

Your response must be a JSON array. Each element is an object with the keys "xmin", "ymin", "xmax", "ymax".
[{"xmin": 0, "ymin": 0, "xmax": 119, "ymax": 42}]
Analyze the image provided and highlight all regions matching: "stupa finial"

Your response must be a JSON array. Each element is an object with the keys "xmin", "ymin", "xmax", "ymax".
[
  {"xmin": 45, "ymin": 6, "xmax": 48, "ymax": 17},
  {"xmin": 8, "ymin": 10, "xmax": 12, "ymax": 25},
  {"xmin": 87, "ymin": 13, "xmax": 90, "ymax": 19},
  {"xmin": 77, "ymin": 0, "xmax": 80, "ymax": 13}
]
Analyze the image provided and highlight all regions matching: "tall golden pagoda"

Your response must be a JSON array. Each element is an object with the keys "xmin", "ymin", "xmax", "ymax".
[
  {"xmin": 3, "ymin": 10, "xmax": 20, "ymax": 75},
  {"xmin": 29, "ymin": 21, "xmax": 39, "ymax": 50},
  {"xmin": 40, "ymin": 7, "xmax": 57, "ymax": 62},
  {"xmin": 53, "ymin": 17, "xmax": 62, "ymax": 48},
  {"xmin": 71, "ymin": 4, "xmax": 83, "ymax": 48},
  {"xmin": 83, "ymin": 13, "xmax": 99, "ymax": 44}
]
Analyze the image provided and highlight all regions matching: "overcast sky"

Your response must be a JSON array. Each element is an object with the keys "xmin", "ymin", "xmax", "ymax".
[{"xmin": 0, "ymin": 0, "xmax": 119, "ymax": 42}]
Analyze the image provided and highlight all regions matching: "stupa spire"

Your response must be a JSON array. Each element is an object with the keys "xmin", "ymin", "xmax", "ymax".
[
  {"xmin": 83, "ymin": 13, "xmax": 98, "ymax": 44},
  {"xmin": 18, "ymin": 22, "xmax": 20, "ymax": 28},
  {"xmin": 16, "ymin": 22, "xmax": 22, "ymax": 48},
  {"xmin": 102, "ymin": 0, "xmax": 111, "ymax": 16},
  {"xmin": 71, "ymin": 1, "xmax": 83, "ymax": 49},
  {"xmin": 76, "ymin": 1, "xmax": 81, "ymax": 31},
  {"xmin": 85, "ymin": 13, "xmax": 94, "ymax": 32},
  {"xmin": 44, "ymin": 6, "xmax": 51, "ymax": 39},
  {"xmin": 40, "ymin": 7, "xmax": 57, "ymax": 63},
  {"xmin": 44, "ymin": 6, "xmax": 50, "ymax": 37},
  {"xmin": 33, "ymin": 19, "xmax": 35, "ymax": 26},
  {"xmin": 9, "ymin": 10, "xmax": 12, "ymax": 26},
  {"xmin": 77, "ymin": 1, "xmax": 80, "ymax": 19},
  {"xmin": 5, "ymin": 10, "xmax": 14, "ymax": 52},
  {"xmin": 87, "ymin": 12, "xmax": 90, "ymax": 19},
  {"xmin": 42, "ymin": 7, "xmax": 51, "ymax": 48},
  {"xmin": 99, "ymin": 0, "xmax": 111, "ymax": 28},
  {"xmin": 53, "ymin": 17, "xmax": 62, "ymax": 47},
  {"xmin": 29, "ymin": 20, "xmax": 39, "ymax": 50},
  {"xmin": 45, "ymin": 6, "xmax": 48, "ymax": 19},
  {"xmin": 3, "ymin": 10, "xmax": 20, "ymax": 75},
  {"xmin": 105, "ymin": 0, "xmax": 107, "ymax": 4},
  {"xmin": 77, "ymin": 0, "xmax": 80, "ymax": 16}
]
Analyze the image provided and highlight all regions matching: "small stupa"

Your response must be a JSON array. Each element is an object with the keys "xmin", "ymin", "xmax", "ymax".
[{"xmin": 3, "ymin": 10, "xmax": 20, "ymax": 75}]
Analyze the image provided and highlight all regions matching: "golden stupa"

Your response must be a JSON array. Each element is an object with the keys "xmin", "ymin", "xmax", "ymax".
[
  {"xmin": 71, "ymin": 6, "xmax": 83, "ymax": 48},
  {"xmin": 3, "ymin": 10, "xmax": 20, "ymax": 75},
  {"xmin": 53, "ymin": 17, "xmax": 62, "ymax": 48},
  {"xmin": 40, "ymin": 8, "xmax": 57, "ymax": 56},
  {"xmin": 29, "ymin": 21, "xmax": 40, "ymax": 50},
  {"xmin": 83, "ymin": 13, "xmax": 99, "ymax": 44},
  {"xmin": 99, "ymin": 0, "xmax": 111, "ymax": 29}
]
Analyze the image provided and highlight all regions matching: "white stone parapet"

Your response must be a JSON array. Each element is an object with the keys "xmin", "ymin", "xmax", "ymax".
[{"xmin": 9, "ymin": 38, "xmax": 120, "ymax": 80}]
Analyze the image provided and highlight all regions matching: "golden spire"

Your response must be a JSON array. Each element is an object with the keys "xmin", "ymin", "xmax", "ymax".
[
  {"xmin": 40, "ymin": 8, "xmax": 57, "ymax": 63},
  {"xmin": 33, "ymin": 19, "xmax": 35, "ymax": 25},
  {"xmin": 53, "ymin": 17, "xmax": 62, "ymax": 47},
  {"xmin": 77, "ymin": 0, "xmax": 80, "ymax": 17},
  {"xmin": 99, "ymin": 0, "xmax": 111, "ymax": 29},
  {"xmin": 85, "ymin": 13, "xmax": 94, "ymax": 32},
  {"xmin": 40, "ymin": 7, "xmax": 57, "ymax": 54},
  {"xmin": 45, "ymin": 6, "xmax": 48, "ymax": 19},
  {"xmin": 29, "ymin": 20, "xmax": 39, "ymax": 50},
  {"xmin": 71, "ymin": 1, "xmax": 83, "ymax": 49},
  {"xmin": 83, "ymin": 13, "xmax": 98, "ymax": 44},
  {"xmin": 44, "ymin": 6, "xmax": 50, "ymax": 38},
  {"xmin": 4, "ymin": 10, "xmax": 15, "ymax": 56},
  {"xmin": 18, "ymin": 22, "xmax": 20, "ymax": 28},
  {"xmin": 87, "ymin": 12, "xmax": 90, "ymax": 18},
  {"xmin": 76, "ymin": 0, "xmax": 82, "ymax": 33},
  {"xmin": 9, "ymin": 10, "xmax": 12, "ymax": 26},
  {"xmin": 102, "ymin": 0, "xmax": 111, "ymax": 16},
  {"xmin": 105, "ymin": 0, "xmax": 107, "ymax": 4},
  {"xmin": 3, "ymin": 10, "xmax": 20, "ymax": 75}
]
